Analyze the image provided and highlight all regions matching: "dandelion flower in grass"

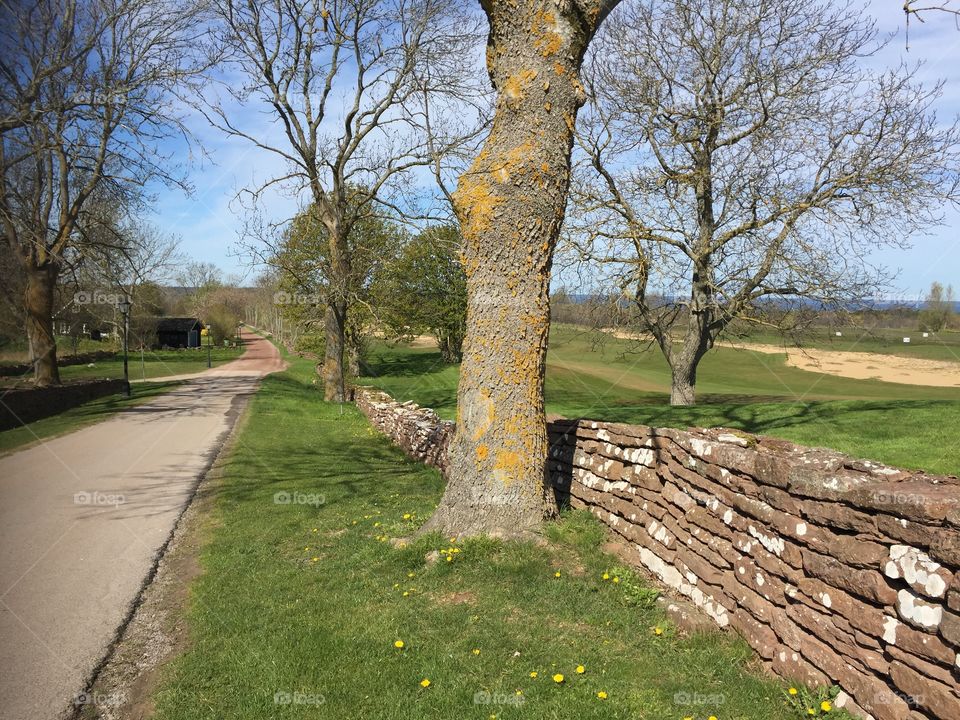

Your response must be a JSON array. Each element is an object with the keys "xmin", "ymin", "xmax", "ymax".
[
  {"xmin": 407, "ymin": 572, "xmax": 415, "ymax": 578},
  {"xmin": 789, "ymin": 688, "xmax": 798, "ymax": 696},
  {"xmin": 312, "ymin": 528, "xmax": 318, "ymax": 533},
  {"xmin": 446, "ymin": 555, "xmax": 453, "ymax": 563},
  {"xmin": 402, "ymin": 591, "xmax": 410, "ymax": 597},
  {"xmin": 552, "ymin": 673, "xmax": 564, "ymax": 684},
  {"xmin": 472, "ymin": 648, "xmax": 481, "ymax": 655},
  {"xmin": 612, "ymin": 576, "xmax": 620, "ymax": 583},
  {"xmin": 554, "ymin": 571, "xmax": 561, "ymax": 578},
  {"xmin": 420, "ymin": 678, "xmax": 431, "ymax": 688},
  {"xmin": 602, "ymin": 572, "xmax": 610, "ymax": 581},
  {"xmin": 653, "ymin": 627, "xmax": 663, "ymax": 636},
  {"xmin": 597, "ymin": 691, "xmax": 608, "ymax": 700},
  {"xmin": 529, "ymin": 671, "xmax": 538, "ymax": 678},
  {"xmin": 808, "ymin": 710, "xmax": 816, "ymax": 716},
  {"xmin": 403, "ymin": 513, "xmax": 412, "ymax": 520},
  {"xmin": 709, "ymin": 716, "xmax": 718, "ymax": 720},
  {"xmin": 575, "ymin": 665, "xmax": 585, "ymax": 674},
  {"xmin": 311, "ymin": 557, "xmax": 319, "ymax": 562},
  {"xmin": 821, "ymin": 701, "xmax": 832, "ymax": 712}
]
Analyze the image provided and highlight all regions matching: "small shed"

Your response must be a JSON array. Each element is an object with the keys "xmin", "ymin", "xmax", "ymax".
[{"xmin": 154, "ymin": 317, "xmax": 203, "ymax": 349}]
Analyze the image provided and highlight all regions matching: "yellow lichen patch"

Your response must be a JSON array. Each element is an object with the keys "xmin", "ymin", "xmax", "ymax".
[
  {"xmin": 493, "ymin": 449, "xmax": 522, "ymax": 485},
  {"xmin": 532, "ymin": 9, "xmax": 564, "ymax": 57},
  {"xmin": 503, "ymin": 68, "xmax": 538, "ymax": 104},
  {"xmin": 553, "ymin": 62, "xmax": 567, "ymax": 77},
  {"xmin": 453, "ymin": 172, "xmax": 501, "ymax": 240},
  {"xmin": 476, "ymin": 444, "xmax": 489, "ymax": 462}
]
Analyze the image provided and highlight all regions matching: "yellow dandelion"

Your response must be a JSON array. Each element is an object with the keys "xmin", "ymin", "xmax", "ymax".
[
  {"xmin": 654, "ymin": 626, "xmax": 663, "ymax": 636},
  {"xmin": 602, "ymin": 572, "xmax": 610, "ymax": 580},
  {"xmin": 612, "ymin": 576, "xmax": 620, "ymax": 583},
  {"xmin": 446, "ymin": 555, "xmax": 453, "ymax": 562},
  {"xmin": 311, "ymin": 557, "xmax": 318, "ymax": 562},
  {"xmin": 403, "ymin": 513, "xmax": 412, "ymax": 520},
  {"xmin": 554, "ymin": 571, "xmax": 561, "ymax": 578},
  {"xmin": 420, "ymin": 678, "xmax": 431, "ymax": 688},
  {"xmin": 597, "ymin": 691, "xmax": 608, "ymax": 699},
  {"xmin": 312, "ymin": 528, "xmax": 318, "ymax": 533},
  {"xmin": 472, "ymin": 648, "xmax": 481, "ymax": 655},
  {"xmin": 402, "ymin": 591, "xmax": 410, "ymax": 597},
  {"xmin": 529, "ymin": 671, "xmax": 538, "ymax": 678},
  {"xmin": 394, "ymin": 640, "xmax": 404, "ymax": 649},
  {"xmin": 552, "ymin": 673, "xmax": 564, "ymax": 683},
  {"xmin": 789, "ymin": 688, "xmax": 798, "ymax": 696},
  {"xmin": 374, "ymin": 522, "xmax": 381, "ymax": 527},
  {"xmin": 821, "ymin": 700, "xmax": 832, "ymax": 712},
  {"xmin": 808, "ymin": 710, "xmax": 816, "ymax": 716},
  {"xmin": 407, "ymin": 572, "xmax": 415, "ymax": 578},
  {"xmin": 575, "ymin": 665, "xmax": 585, "ymax": 674}
]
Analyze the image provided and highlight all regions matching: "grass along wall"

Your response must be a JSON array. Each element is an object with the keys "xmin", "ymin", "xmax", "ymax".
[{"xmin": 354, "ymin": 388, "xmax": 960, "ymax": 720}]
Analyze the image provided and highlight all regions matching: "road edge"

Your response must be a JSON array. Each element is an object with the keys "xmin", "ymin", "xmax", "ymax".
[{"xmin": 70, "ymin": 378, "xmax": 259, "ymax": 720}]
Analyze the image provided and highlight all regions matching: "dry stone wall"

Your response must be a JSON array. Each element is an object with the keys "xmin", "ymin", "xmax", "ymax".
[{"xmin": 354, "ymin": 388, "xmax": 960, "ymax": 720}]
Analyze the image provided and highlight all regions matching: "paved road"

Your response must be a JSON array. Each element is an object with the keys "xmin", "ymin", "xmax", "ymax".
[{"xmin": 0, "ymin": 331, "xmax": 284, "ymax": 720}]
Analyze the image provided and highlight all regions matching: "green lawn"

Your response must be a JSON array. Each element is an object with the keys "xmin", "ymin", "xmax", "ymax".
[
  {"xmin": 0, "ymin": 347, "xmax": 242, "ymax": 387},
  {"xmin": 151, "ymin": 355, "xmax": 847, "ymax": 720},
  {"xmin": 360, "ymin": 326, "xmax": 960, "ymax": 475},
  {"xmin": 0, "ymin": 381, "xmax": 181, "ymax": 455}
]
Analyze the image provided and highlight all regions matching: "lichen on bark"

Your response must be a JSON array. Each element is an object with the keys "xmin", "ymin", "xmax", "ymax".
[{"xmin": 422, "ymin": 0, "xmax": 619, "ymax": 537}]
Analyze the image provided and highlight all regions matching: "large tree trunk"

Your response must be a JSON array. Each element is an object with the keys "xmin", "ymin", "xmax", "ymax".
[
  {"xmin": 323, "ymin": 299, "xmax": 347, "ymax": 402},
  {"xmin": 422, "ymin": 0, "xmax": 613, "ymax": 537},
  {"xmin": 669, "ymin": 357, "xmax": 697, "ymax": 406},
  {"xmin": 25, "ymin": 263, "xmax": 60, "ymax": 386},
  {"xmin": 323, "ymin": 223, "xmax": 351, "ymax": 402}
]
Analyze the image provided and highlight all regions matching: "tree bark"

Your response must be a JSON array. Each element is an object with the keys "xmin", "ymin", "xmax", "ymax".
[
  {"xmin": 669, "ymin": 358, "xmax": 697, "ymax": 406},
  {"xmin": 323, "ymin": 300, "xmax": 347, "ymax": 402},
  {"xmin": 24, "ymin": 263, "xmax": 60, "ymax": 386},
  {"xmin": 423, "ymin": 0, "xmax": 614, "ymax": 537},
  {"xmin": 322, "ymin": 224, "xmax": 351, "ymax": 402}
]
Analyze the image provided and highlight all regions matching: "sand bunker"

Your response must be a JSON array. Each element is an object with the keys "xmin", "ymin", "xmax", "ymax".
[{"xmin": 606, "ymin": 328, "xmax": 960, "ymax": 388}]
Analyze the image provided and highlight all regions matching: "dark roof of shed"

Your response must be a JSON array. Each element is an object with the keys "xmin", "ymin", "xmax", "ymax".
[{"xmin": 154, "ymin": 317, "xmax": 202, "ymax": 332}]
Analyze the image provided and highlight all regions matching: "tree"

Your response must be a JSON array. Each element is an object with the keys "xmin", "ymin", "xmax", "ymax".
[
  {"xmin": 206, "ymin": 0, "xmax": 482, "ymax": 402},
  {"xmin": 565, "ymin": 0, "xmax": 960, "ymax": 405},
  {"xmin": 421, "ymin": 0, "xmax": 621, "ymax": 537},
  {"xmin": 269, "ymin": 197, "xmax": 400, "ymax": 372},
  {"xmin": 919, "ymin": 281, "xmax": 956, "ymax": 332},
  {"xmin": 374, "ymin": 224, "xmax": 467, "ymax": 362},
  {"xmin": 0, "ymin": 0, "xmax": 203, "ymax": 385}
]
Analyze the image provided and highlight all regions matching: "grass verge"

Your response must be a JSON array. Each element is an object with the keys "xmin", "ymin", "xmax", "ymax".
[
  {"xmin": 151, "ymin": 356, "xmax": 848, "ymax": 720},
  {"xmin": 0, "ymin": 381, "xmax": 181, "ymax": 455}
]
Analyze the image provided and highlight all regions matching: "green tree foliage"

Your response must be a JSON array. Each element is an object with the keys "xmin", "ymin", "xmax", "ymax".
[
  {"xmin": 919, "ymin": 282, "xmax": 956, "ymax": 332},
  {"xmin": 271, "ymin": 199, "xmax": 400, "ymax": 372},
  {"xmin": 374, "ymin": 225, "xmax": 467, "ymax": 363}
]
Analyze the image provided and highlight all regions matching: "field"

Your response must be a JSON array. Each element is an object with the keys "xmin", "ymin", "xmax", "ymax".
[
  {"xmin": 360, "ymin": 325, "xmax": 960, "ymax": 475},
  {"xmin": 150, "ymin": 353, "xmax": 848, "ymax": 720}
]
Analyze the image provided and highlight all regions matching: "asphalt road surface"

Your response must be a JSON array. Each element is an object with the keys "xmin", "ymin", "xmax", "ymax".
[{"xmin": 0, "ymin": 330, "xmax": 284, "ymax": 720}]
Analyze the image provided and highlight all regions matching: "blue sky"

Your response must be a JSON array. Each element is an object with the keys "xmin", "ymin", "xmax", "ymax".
[{"xmin": 151, "ymin": 1, "xmax": 960, "ymax": 296}]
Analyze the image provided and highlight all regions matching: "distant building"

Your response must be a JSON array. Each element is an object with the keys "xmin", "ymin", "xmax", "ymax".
[{"xmin": 154, "ymin": 317, "xmax": 203, "ymax": 349}]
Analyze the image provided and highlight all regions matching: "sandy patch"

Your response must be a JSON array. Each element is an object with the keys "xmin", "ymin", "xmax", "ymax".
[
  {"xmin": 720, "ymin": 342, "xmax": 960, "ymax": 388},
  {"xmin": 605, "ymin": 328, "xmax": 960, "ymax": 388}
]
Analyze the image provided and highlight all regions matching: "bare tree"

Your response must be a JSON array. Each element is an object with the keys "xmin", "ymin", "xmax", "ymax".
[
  {"xmin": 0, "ymin": 0, "xmax": 206, "ymax": 385},
  {"xmin": 564, "ymin": 0, "xmax": 960, "ymax": 405},
  {"xmin": 421, "ymin": 0, "xmax": 621, "ymax": 538},
  {"xmin": 205, "ymin": 0, "xmax": 484, "ymax": 402}
]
